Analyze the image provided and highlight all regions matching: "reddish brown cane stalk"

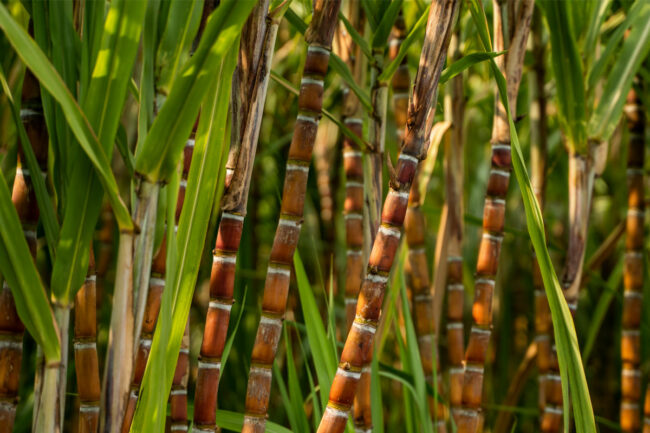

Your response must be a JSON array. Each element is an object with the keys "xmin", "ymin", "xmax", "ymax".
[
  {"xmin": 619, "ymin": 87, "xmax": 644, "ymax": 433},
  {"xmin": 317, "ymin": 2, "xmax": 459, "ymax": 431},
  {"xmin": 0, "ymin": 68, "xmax": 48, "ymax": 430},
  {"xmin": 334, "ymin": 3, "xmax": 372, "ymax": 430},
  {"xmin": 74, "ymin": 248, "xmax": 101, "ymax": 433},
  {"xmin": 644, "ymin": 385, "xmax": 650, "ymax": 433},
  {"xmin": 457, "ymin": 2, "xmax": 533, "ymax": 431},
  {"xmin": 442, "ymin": 28, "xmax": 466, "ymax": 422},
  {"xmin": 192, "ymin": 0, "xmax": 276, "ymax": 430},
  {"xmin": 193, "ymin": 0, "xmax": 280, "ymax": 429},
  {"xmin": 240, "ymin": 2, "xmax": 341, "ymax": 432}
]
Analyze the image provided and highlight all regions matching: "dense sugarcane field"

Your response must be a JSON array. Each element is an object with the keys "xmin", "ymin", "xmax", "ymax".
[{"xmin": 0, "ymin": 0, "xmax": 650, "ymax": 432}]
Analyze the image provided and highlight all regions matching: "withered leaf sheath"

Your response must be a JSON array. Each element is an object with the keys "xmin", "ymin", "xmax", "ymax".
[
  {"xmin": 443, "ymin": 29, "xmax": 465, "ymax": 422},
  {"xmin": 317, "ymin": 2, "xmax": 459, "ymax": 432},
  {"xmin": 619, "ymin": 87, "xmax": 645, "ymax": 433},
  {"xmin": 120, "ymin": 140, "xmax": 194, "ymax": 433},
  {"xmin": 457, "ymin": 2, "xmax": 533, "ymax": 431},
  {"xmin": 393, "ymin": 14, "xmax": 446, "ymax": 431},
  {"xmin": 192, "ymin": 1, "xmax": 278, "ymax": 430},
  {"xmin": 0, "ymin": 69, "xmax": 48, "ymax": 430},
  {"xmin": 74, "ymin": 248, "xmax": 101, "ymax": 433},
  {"xmin": 241, "ymin": 1, "xmax": 341, "ymax": 432}
]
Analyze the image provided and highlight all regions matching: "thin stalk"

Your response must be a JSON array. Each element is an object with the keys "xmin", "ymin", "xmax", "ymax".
[
  {"xmin": 132, "ymin": 179, "xmax": 160, "ymax": 355},
  {"xmin": 619, "ymin": 86, "xmax": 644, "ymax": 433},
  {"xmin": 0, "ymin": 68, "xmax": 48, "ymax": 430},
  {"xmin": 192, "ymin": 1, "xmax": 276, "ymax": 430},
  {"xmin": 457, "ymin": 2, "xmax": 533, "ymax": 431},
  {"xmin": 241, "ymin": 2, "xmax": 342, "ymax": 431},
  {"xmin": 74, "ymin": 248, "xmax": 101, "ymax": 433},
  {"xmin": 317, "ymin": 2, "xmax": 459, "ymax": 431},
  {"xmin": 527, "ymin": 10, "xmax": 551, "ymax": 428},
  {"xmin": 367, "ymin": 50, "xmax": 387, "ymax": 241},
  {"xmin": 100, "ymin": 231, "xmax": 134, "ymax": 433},
  {"xmin": 393, "ymin": 13, "xmax": 447, "ymax": 431},
  {"xmin": 336, "ymin": 3, "xmax": 370, "ymax": 429},
  {"xmin": 442, "ymin": 28, "xmax": 466, "ymax": 422},
  {"xmin": 121, "ymin": 139, "xmax": 193, "ymax": 432},
  {"xmin": 121, "ymin": 237, "xmax": 167, "ymax": 433}
]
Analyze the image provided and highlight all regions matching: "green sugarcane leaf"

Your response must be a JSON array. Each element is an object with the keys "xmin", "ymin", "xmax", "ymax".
[
  {"xmin": 214, "ymin": 410, "xmax": 293, "ymax": 433},
  {"xmin": 0, "ymin": 172, "xmax": 59, "ymax": 362},
  {"xmin": 582, "ymin": 0, "xmax": 612, "ymax": 71},
  {"xmin": 272, "ymin": 361, "xmax": 298, "ymax": 430},
  {"xmin": 588, "ymin": 1, "xmax": 650, "ymax": 142},
  {"xmin": 370, "ymin": 349, "xmax": 384, "ymax": 433},
  {"xmin": 155, "ymin": 0, "xmax": 204, "ymax": 93},
  {"xmin": 539, "ymin": 0, "xmax": 587, "ymax": 154},
  {"xmin": 37, "ymin": 0, "xmax": 145, "ymax": 305},
  {"xmin": 137, "ymin": 0, "xmax": 161, "ymax": 151},
  {"xmin": 338, "ymin": 11, "xmax": 372, "ymax": 60},
  {"xmin": 294, "ymin": 251, "xmax": 337, "ymax": 411},
  {"xmin": 398, "ymin": 269, "xmax": 433, "ymax": 433},
  {"xmin": 134, "ymin": 0, "xmax": 255, "ymax": 182},
  {"xmin": 283, "ymin": 326, "xmax": 310, "ymax": 432},
  {"xmin": 131, "ymin": 37, "xmax": 239, "ymax": 432},
  {"xmin": 586, "ymin": 12, "xmax": 629, "ymax": 96},
  {"xmin": 469, "ymin": 1, "xmax": 596, "ymax": 431},
  {"xmin": 371, "ymin": 0, "xmax": 403, "ymax": 49},
  {"xmin": 439, "ymin": 51, "xmax": 505, "ymax": 85},
  {"xmin": 220, "ymin": 286, "xmax": 248, "ymax": 374},
  {"xmin": 285, "ymin": 9, "xmax": 372, "ymax": 111},
  {"xmin": 0, "ymin": 67, "xmax": 59, "ymax": 260},
  {"xmin": 378, "ymin": 4, "xmax": 429, "ymax": 84}
]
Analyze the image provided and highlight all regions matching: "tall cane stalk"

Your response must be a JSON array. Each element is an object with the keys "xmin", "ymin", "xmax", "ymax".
[
  {"xmin": 457, "ymin": 2, "xmax": 533, "ymax": 431},
  {"xmin": 393, "ymin": 13, "xmax": 447, "ymax": 431},
  {"xmin": 619, "ymin": 86, "xmax": 644, "ymax": 433},
  {"xmin": 442, "ymin": 28, "xmax": 466, "ymax": 422},
  {"xmin": 192, "ymin": 1, "xmax": 285, "ymax": 430},
  {"xmin": 0, "ymin": 67, "xmax": 48, "ymax": 430},
  {"xmin": 74, "ymin": 248, "xmax": 101, "ymax": 433},
  {"xmin": 120, "ymin": 139, "xmax": 194, "ymax": 432},
  {"xmin": 317, "ymin": 2, "xmax": 459, "ymax": 431},
  {"xmin": 241, "ymin": 2, "xmax": 341, "ymax": 432},
  {"xmin": 527, "ymin": 10, "xmax": 551, "ymax": 428}
]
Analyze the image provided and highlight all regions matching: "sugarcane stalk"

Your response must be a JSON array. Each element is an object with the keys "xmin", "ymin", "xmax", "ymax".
[
  {"xmin": 619, "ymin": 86, "xmax": 644, "ymax": 433},
  {"xmin": 192, "ymin": 1, "xmax": 278, "ymax": 431},
  {"xmin": 335, "ymin": 4, "xmax": 372, "ymax": 429},
  {"xmin": 643, "ymin": 384, "xmax": 650, "ymax": 433},
  {"xmin": 527, "ymin": 9, "xmax": 551, "ymax": 427},
  {"xmin": 132, "ymin": 179, "xmax": 160, "ymax": 354},
  {"xmin": 121, "ymin": 138, "xmax": 194, "ymax": 433},
  {"xmin": 442, "ymin": 28, "xmax": 466, "ymax": 422},
  {"xmin": 241, "ymin": 2, "xmax": 341, "ymax": 432},
  {"xmin": 74, "ymin": 248, "xmax": 101, "ymax": 433},
  {"xmin": 0, "ymin": 67, "xmax": 48, "ymax": 430},
  {"xmin": 317, "ymin": 2, "xmax": 459, "ymax": 432},
  {"xmin": 120, "ymin": 237, "xmax": 167, "ymax": 433},
  {"xmin": 100, "ymin": 230, "xmax": 134, "ymax": 433},
  {"xmin": 457, "ymin": 1, "xmax": 533, "ymax": 431},
  {"xmin": 391, "ymin": 13, "xmax": 447, "ymax": 431}
]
